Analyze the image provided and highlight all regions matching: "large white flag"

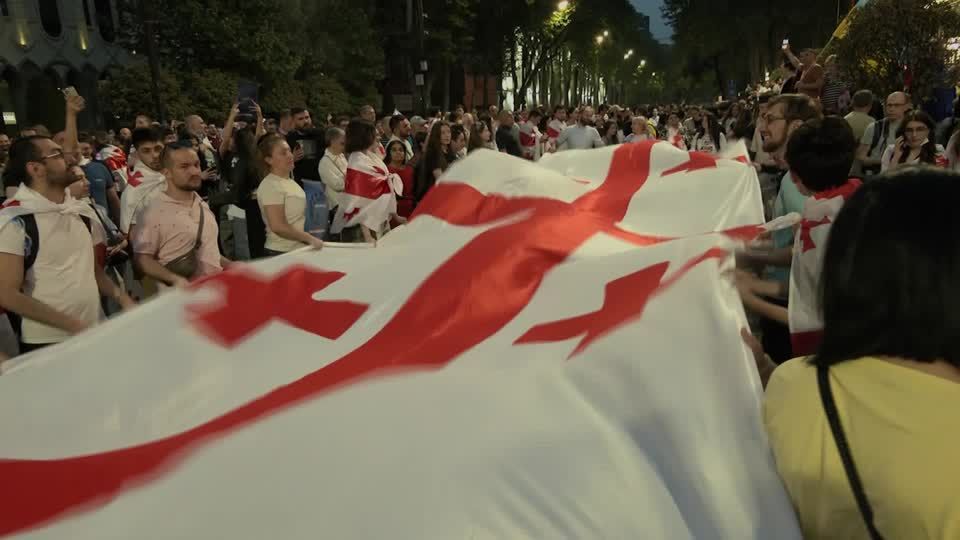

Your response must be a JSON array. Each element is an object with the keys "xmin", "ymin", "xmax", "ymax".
[{"xmin": 0, "ymin": 141, "xmax": 801, "ymax": 539}]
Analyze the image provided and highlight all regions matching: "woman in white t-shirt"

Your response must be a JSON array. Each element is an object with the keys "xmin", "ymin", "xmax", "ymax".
[
  {"xmin": 691, "ymin": 111, "xmax": 726, "ymax": 154},
  {"xmin": 881, "ymin": 110, "xmax": 948, "ymax": 172},
  {"xmin": 256, "ymin": 134, "xmax": 323, "ymax": 255}
]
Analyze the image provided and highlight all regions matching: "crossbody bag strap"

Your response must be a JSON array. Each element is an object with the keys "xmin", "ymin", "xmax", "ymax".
[
  {"xmin": 193, "ymin": 198, "xmax": 205, "ymax": 250},
  {"xmin": 817, "ymin": 364, "xmax": 885, "ymax": 540}
]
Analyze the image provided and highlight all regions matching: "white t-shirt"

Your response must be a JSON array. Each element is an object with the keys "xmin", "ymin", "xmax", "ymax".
[
  {"xmin": 257, "ymin": 173, "xmax": 307, "ymax": 253},
  {"xmin": 0, "ymin": 207, "xmax": 105, "ymax": 344},
  {"xmin": 556, "ymin": 125, "xmax": 604, "ymax": 151},
  {"xmin": 880, "ymin": 143, "xmax": 946, "ymax": 172}
]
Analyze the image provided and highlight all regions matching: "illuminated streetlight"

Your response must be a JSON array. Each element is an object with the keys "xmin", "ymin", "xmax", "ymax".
[
  {"xmin": 603, "ymin": 30, "xmax": 609, "ymax": 37},
  {"xmin": 640, "ymin": 59, "xmax": 646, "ymax": 67},
  {"xmin": 557, "ymin": 0, "xmax": 569, "ymax": 9},
  {"xmin": 596, "ymin": 35, "xmax": 604, "ymax": 44}
]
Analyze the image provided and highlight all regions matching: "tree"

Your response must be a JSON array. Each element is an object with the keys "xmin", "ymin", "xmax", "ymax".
[
  {"xmin": 833, "ymin": 0, "xmax": 960, "ymax": 101},
  {"xmin": 663, "ymin": 0, "xmax": 841, "ymax": 99},
  {"xmin": 99, "ymin": 65, "xmax": 190, "ymax": 123}
]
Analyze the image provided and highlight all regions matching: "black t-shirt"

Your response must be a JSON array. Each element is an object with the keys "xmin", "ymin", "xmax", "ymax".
[{"xmin": 286, "ymin": 130, "xmax": 323, "ymax": 184}]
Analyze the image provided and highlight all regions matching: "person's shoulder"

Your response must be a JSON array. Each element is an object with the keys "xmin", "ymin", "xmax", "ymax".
[{"xmin": 765, "ymin": 357, "xmax": 818, "ymax": 411}]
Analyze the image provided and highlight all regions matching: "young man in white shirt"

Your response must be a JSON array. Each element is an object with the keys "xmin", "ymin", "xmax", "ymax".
[
  {"xmin": 555, "ymin": 106, "xmax": 604, "ymax": 151},
  {"xmin": 0, "ymin": 136, "xmax": 134, "ymax": 354}
]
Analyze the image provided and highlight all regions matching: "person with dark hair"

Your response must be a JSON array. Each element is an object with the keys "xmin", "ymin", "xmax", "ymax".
[
  {"xmin": 120, "ymin": 127, "xmax": 166, "ymax": 234},
  {"xmin": 256, "ymin": 133, "xmax": 322, "ymax": 255},
  {"xmin": 0, "ymin": 136, "xmax": 134, "ymax": 354},
  {"xmin": 691, "ymin": 111, "xmax": 725, "ymax": 153},
  {"xmin": 331, "ymin": 119, "xmax": 403, "ymax": 243},
  {"xmin": 133, "ymin": 142, "xmax": 229, "ymax": 288},
  {"xmin": 757, "ymin": 168, "xmax": 960, "ymax": 540},
  {"xmin": 416, "ymin": 121, "xmax": 453, "ymax": 201},
  {"xmin": 468, "ymin": 120, "xmax": 492, "ymax": 153},
  {"xmin": 385, "ymin": 140, "xmax": 415, "ymax": 219},
  {"xmin": 600, "ymin": 120, "xmax": 621, "ymax": 146},
  {"xmin": 449, "ymin": 124, "xmax": 468, "ymax": 161},
  {"xmin": 388, "ymin": 115, "xmax": 413, "ymax": 161},
  {"xmin": 881, "ymin": 110, "xmax": 946, "ymax": 172},
  {"xmin": 737, "ymin": 117, "xmax": 861, "ymax": 355},
  {"xmin": 555, "ymin": 106, "xmax": 603, "ymax": 151},
  {"xmin": 285, "ymin": 107, "xmax": 323, "ymax": 186}
]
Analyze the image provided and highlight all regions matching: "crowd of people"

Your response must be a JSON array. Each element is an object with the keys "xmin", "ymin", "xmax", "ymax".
[{"xmin": 0, "ymin": 47, "xmax": 958, "ymax": 538}]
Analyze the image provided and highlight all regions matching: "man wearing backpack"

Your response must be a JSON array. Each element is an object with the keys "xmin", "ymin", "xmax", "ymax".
[
  {"xmin": 856, "ymin": 91, "xmax": 909, "ymax": 176},
  {"xmin": 0, "ymin": 136, "xmax": 134, "ymax": 354}
]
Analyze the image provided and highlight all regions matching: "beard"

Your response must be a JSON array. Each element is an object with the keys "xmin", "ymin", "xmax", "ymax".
[{"xmin": 762, "ymin": 135, "xmax": 784, "ymax": 154}]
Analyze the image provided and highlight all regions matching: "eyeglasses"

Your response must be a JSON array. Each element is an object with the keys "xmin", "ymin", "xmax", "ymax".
[{"xmin": 32, "ymin": 150, "xmax": 65, "ymax": 163}]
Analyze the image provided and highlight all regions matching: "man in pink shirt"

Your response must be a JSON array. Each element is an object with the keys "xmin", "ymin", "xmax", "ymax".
[{"xmin": 133, "ymin": 141, "xmax": 229, "ymax": 288}]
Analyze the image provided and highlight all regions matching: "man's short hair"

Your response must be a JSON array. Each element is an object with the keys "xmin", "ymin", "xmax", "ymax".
[
  {"xmin": 131, "ymin": 127, "xmax": 162, "ymax": 150},
  {"xmin": 161, "ymin": 139, "xmax": 197, "ymax": 168},
  {"xmin": 291, "ymin": 107, "xmax": 308, "ymax": 117},
  {"xmin": 389, "ymin": 114, "xmax": 407, "ymax": 132},
  {"xmin": 77, "ymin": 131, "xmax": 93, "ymax": 145},
  {"xmin": 757, "ymin": 92, "xmax": 776, "ymax": 105},
  {"xmin": 528, "ymin": 109, "xmax": 543, "ymax": 121},
  {"xmin": 3, "ymin": 135, "xmax": 50, "ymax": 188},
  {"xmin": 785, "ymin": 117, "xmax": 856, "ymax": 193},
  {"xmin": 852, "ymin": 89, "xmax": 874, "ymax": 109},
  {"xmin": 768, "ymin": 94, "xmax": 822, "ymax": 125}
]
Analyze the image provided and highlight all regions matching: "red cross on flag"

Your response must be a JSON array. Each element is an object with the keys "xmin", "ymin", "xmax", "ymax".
[{"xmin": 0, "ymin": 141, "xmax": 802, "ymax": 539}]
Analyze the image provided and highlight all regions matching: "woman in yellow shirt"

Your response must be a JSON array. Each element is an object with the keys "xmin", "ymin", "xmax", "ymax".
[{"xmin": 759, "ymin": 168, "xmax": 960, "ymax": 540}]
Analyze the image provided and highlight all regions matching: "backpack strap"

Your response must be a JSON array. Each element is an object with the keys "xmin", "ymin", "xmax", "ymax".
[
  {"xmin": 817, "ymin": 365, "xmax": 885, "ymax": 540},
  {"xmin": 868, "ymin": 119, "xmax": 887, "ymax": 158},
  {"xmin": 20, "ymin": 215, "xmax": 39, "ymax": 273}
]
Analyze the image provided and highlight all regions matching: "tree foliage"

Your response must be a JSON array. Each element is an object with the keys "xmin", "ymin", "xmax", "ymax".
[
  {"xmin": 106, "ymin": 0, "xmax": 383, "ymax": 121},
  {"xmin": 663, "ymin": 0, "xmax": 841, "ymax": 100},
  {"xmin": 833, "ymin": 0, "xmax": 960, "ymax": 101}
]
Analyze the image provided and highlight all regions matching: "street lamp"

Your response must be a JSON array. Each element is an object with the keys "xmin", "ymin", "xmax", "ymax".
[
  {"xmin": 596, "ymin": 35, "xmax": 604, "ymax": 44},
  {"xmin": 640, "ymin": 59, "xmax": 646, "ymax": 67},
  {"xmin": 557, "ymin": 0, "xmax": 569, "ymax": 10},
  {"xmin": 603, "ymin": 30, "xmax": 609, "ymax": 37}
]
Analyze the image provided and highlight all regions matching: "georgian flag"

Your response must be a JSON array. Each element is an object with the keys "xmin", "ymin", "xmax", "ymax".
[
  {"xmin": 94, "ymin": 145, "xmax": 129, "ymax": 192},
  {"xmin": 518, "ymin": 121, "xmax": 542, "ymax": 161},
  {"xmin": 547, "ymin": 118, "xmax": 566, "ymax": 140},
  {"xmin": 0, "ymin": 141, "xmax": 802, "ymax": 539},
  {"xmin": 118, "ymin": 161, "xmax": 166, "ymax": 234},
  {"xmin": 330, "ymin": 150, "xmax": 402, "ymax": 235},
  {"xmin": 788, "ymin": 178, "xmax": 862, "ymax": 355}
]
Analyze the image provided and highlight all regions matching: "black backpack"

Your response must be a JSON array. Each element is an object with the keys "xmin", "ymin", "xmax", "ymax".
[{"xmin": 18, "ymin": 213, "xmax": 92, "ymax": 272}]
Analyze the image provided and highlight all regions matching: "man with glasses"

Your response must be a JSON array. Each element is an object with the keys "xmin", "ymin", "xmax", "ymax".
[
  {"xmin": 743, "ymin": 93, "xmax": 822, "ymax": 362},
  {"xmin": 0, "ymin": 136, "xmax": 134, "ymax": 354},
  {"xmin": 856, "ymin": 91, "xmax": 909, "ymax": 176}
]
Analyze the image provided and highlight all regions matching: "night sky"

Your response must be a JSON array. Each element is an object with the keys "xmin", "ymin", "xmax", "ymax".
[{"xmin": 628, "ymin": 0, "xmax": 671, "ymax": 42}]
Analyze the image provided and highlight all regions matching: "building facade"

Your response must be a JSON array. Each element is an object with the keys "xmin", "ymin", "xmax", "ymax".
[{"xmin": 0, "ymin": 0, "xmax": 131, "ymax": 133}]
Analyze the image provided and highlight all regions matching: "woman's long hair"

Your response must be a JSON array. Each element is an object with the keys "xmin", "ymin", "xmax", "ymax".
[
  {"xmin": 468, "ymin": 120, "xmax": 490, "ymax": 153},
  {"xmin": 697, "ymin": 111, "xmax": 723, "ymax": 150},
  {"xmin": 416, "ymin": 121, "xmax": 450, "ymax": 200},
  {"xmin": 896, "ymin": 110, "xmax": 938, "ymax": 165},
  {"xmin": 233, "ymin": 126, "xmax": 262, "ymax": 200},
  {"xmin": 385, "ymin": 140, "xmax": 408, "ymax": 168}
]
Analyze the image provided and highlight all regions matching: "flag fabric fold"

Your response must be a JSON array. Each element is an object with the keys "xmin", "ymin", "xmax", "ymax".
[
  {"xmin": 119, "ymin": 162, "xmax": 166, "ymax": 233},
  {"xmin": 0, "ymin": 141, "xmax": 802, "ymax": 539},
  {"xmin": 331, "ymin": 150, "xmax": 402, "ymax": 234}
]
